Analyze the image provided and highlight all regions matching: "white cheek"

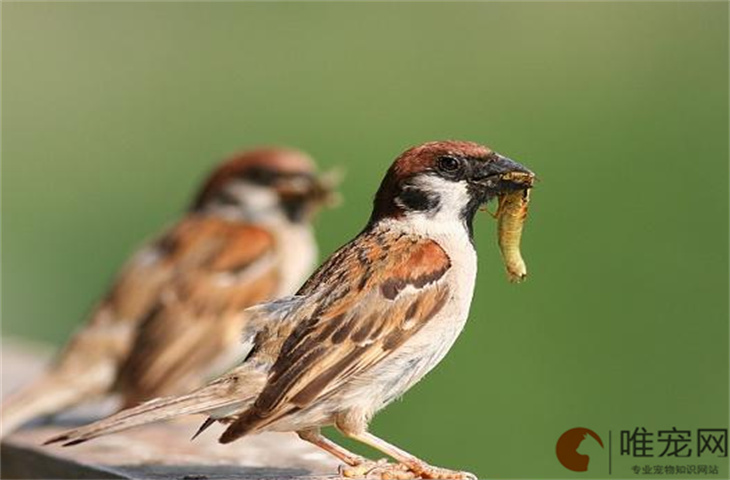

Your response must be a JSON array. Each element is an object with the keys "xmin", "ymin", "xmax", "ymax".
[
  {"xmin": 408, "ymin": 175, "xmax": 470, "ymax": 225},
  {"xmin": 385, "ymin": 175, "xmax": 476, "ymax": 265},
  {"xmin": 208, "ymin": 181, "xmax": 282, "ymax": 221},
  {"xmin": 225, "ymin": 182, "xmax": 279, "ymax": 211}
]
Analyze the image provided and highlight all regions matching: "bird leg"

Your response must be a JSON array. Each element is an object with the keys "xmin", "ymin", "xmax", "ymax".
[
  {"xmin": 297, "ymin": 428, "xmax": 372, "ymax": 466},
  {"xmin": 346, "ymin": 431, "xmax": 477, "ymax": 480},
  {"xmin": 297, "ymin": 428, "xmax": 400, "ymax": 478}
]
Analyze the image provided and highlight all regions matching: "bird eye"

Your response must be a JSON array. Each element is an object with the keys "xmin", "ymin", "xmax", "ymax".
[
  {"xmin": 437, "ymin": 156, "xmax": 461, "ymax": 173},
  {"xmin": 243, "ymin": 167, "xmax": 277, "ymax": 185}
]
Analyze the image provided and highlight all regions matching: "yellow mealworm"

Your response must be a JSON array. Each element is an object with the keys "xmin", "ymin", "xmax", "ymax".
[{"xmin": 497, "ymin": 188, "xmax": 531, "ymax": 283}]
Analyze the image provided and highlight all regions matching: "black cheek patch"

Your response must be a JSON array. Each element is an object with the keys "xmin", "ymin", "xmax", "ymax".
[
  {"xmin": 398, "ymin": 188, "xmax": 440, "ymax": 213},
  {"xmin": 282, "ymin": 199, "xmax": 307, "ymax": 223}
]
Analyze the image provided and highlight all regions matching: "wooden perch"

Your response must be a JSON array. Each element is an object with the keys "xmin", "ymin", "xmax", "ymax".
[{"xmin": 1, "ymin": 339, "xmax": 338, "ymax": 479}]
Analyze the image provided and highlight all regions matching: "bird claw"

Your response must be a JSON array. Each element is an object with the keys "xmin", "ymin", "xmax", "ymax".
[
  {"xmin": 339, "ymin": 459, "xmax": 415, "ymax": 479},
  {"xmin": 412, "ymin": 466, "xmax": 477, "ymax": 480},
  {"xmin": 368, "ymin": 463, "xmax": 418, "ymax": 480},
  {"xmin": 340, "ymin": 461, "xmax": 474, "ymax": 480},
  {"xmin": 339, "ymin": 458, "xmax": 389, "ymax": 478}
]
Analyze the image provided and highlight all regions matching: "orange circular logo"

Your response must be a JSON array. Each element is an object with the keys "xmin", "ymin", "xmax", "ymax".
[{"xmin": 556, "ymin": 427, "xmax": 604, "ymax": 472}]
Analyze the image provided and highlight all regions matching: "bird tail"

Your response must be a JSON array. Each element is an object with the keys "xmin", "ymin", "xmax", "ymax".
[
  {"xmin": 44, "ymin": 370, "xmax": 261, "ymax": 447},
  {"xmin": 1, "ymin": 368, "xmax": 112, "ymax": 438}
]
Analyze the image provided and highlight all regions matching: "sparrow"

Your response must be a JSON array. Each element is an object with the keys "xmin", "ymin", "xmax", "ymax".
[
  {"xmin": 46, "ymin": 141, "xmax": 535, "ymax": 480},
  {"xmin": 1, "ymin": 147, "xmax": 337, "ymax": 437}
]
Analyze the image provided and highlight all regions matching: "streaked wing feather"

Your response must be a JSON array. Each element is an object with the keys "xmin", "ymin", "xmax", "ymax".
[
  {"xmin": 220, "ymin": 230, "xmax": 451, "ymax": 442},
  {"xmin": 116, "ymin": 217, "xmax": 279, "ymax": 406}
]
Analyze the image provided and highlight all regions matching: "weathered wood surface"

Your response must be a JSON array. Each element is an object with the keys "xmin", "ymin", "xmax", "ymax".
[{"xmin": 1, "ymin": 339, "xmax": 339, "ymax": 479}]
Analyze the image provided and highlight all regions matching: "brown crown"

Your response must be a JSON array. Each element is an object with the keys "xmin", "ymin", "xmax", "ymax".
[
  {"xmin": 370, "ymin": 140, "xmax": 493, "ymax": 221},
  {"xmin": 193, "ymin": 147, "xmax": 316, "ymax": 208},
  {"xmin": 389, "ymin": 140, "xmax": 492, "ymax": 178}
]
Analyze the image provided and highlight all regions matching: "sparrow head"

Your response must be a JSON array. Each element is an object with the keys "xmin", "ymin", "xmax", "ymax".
[
  {"xmin": 192, "ymin": 147, "xmax": 338, "ymax": 223},
  {"xmin": 370, "ymin": 140, "xmax": 534, "ymax": 236}
]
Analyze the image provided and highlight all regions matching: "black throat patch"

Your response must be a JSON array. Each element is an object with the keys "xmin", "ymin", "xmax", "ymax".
[{"xmin": 461, "ymin": 183, "xmax": 494, "ymax": 242}]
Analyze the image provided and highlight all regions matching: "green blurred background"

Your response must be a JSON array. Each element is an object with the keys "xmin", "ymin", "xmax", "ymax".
[{"xmin": 2, "ymin": 2, "xmax": 728, "ymax": 479}]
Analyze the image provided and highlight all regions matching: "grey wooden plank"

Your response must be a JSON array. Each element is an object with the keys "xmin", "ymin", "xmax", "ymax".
[{"xmin": 1, "ymin": 340, "xmax": 339, "ymax": 480}]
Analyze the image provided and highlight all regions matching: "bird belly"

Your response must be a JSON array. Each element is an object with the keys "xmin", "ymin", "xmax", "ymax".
[
  {"xmin": 334, "ymin": 227, "xmax": 477, "ymax": 419},
  {"xmin": 344, "ymin": 292, "xmax": 471, "ymax": 414},
  {"xmin": 260, "ymin": 294, "xmax": 473, "ymax": 434},
  {"xmin": 265, "ymin": 227, "xmax": 477, "ymax": 433}
]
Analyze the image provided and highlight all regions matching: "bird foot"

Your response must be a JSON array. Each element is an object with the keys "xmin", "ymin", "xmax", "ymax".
[
  {"xmin": 339, "ymin": 459, "xmax": 415, "ymax": 479},
  {"xmin": 340, "ymin": 461, "xmax": 475, "ymax": 480},
  {"xmin": 411, "ymin": 465, "xmax": 477, "ymax": 480}
]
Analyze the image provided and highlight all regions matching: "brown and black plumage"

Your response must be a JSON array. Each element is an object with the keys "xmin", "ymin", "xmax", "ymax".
[
  {"xmin": 1, "ymin": 147, "xmax": 336, "ymax": 436},
  {"xmin": 47, "ymin": 141, "xmax": 535, "ymax": 480}
]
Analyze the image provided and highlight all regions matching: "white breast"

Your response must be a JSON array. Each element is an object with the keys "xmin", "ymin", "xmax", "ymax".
[
  {"xmin": 270, "ymin": 218, "xmax": 477, "ymax": 432},
  {"xmin": 392, "ymin": 176, "xmax": 479, "ymax": 336},
  {"xmin": 270, "ymin": 222, "xmax": 318, "ymax": 297},
  {"xmin": 269, "ymin": 178, "xmax": 481, "ymax": 431},
  {"xmin": 371, "ymin": 216, "xmax": 477, "ymax": 404},
  {"xmin": 336, "ymin": 189, "xmax": 479, "ymax": 415}
]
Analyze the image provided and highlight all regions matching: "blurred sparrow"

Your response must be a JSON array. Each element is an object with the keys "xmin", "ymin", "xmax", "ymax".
[
  {"xmin": 1, "ymin": 147, "xmax": 337, "ymax": 436},
  {"xmin": 47, "ymin": 141, "xmax": 534, "ymax": 480}
]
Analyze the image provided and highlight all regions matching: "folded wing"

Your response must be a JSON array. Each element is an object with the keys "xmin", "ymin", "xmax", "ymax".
[{"xmin": 220, "ymin": 230, "xmax": 451, "ymax": 443}]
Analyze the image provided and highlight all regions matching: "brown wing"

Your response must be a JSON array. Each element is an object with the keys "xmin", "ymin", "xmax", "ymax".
[
  {"xmin": 220, "ymin": 230, "xmax": 451, "ymax": 443},
  {"xmin": 0, "ymin": 235, "xmax": 181, "ymax": 433},
  {"xmin": 115, "ymin": 216, "xmax": 279, "ymax": 407},
  {"xmin": 48, "ymin": 225, "xmax": 183, "ymax": 377}
]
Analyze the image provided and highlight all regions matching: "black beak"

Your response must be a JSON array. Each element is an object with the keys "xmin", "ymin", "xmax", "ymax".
[
  {"xmin": 277, "ymin": 170, "xmax": 342, "ymax": 207},
  {"xmin": 472, "ymin": 154, "xmax": 535, "ymax": 194},
  {"xmin": 490, "ymin": 154, "xmax": 533, "ymax": 177},
  {"xmin": 276, "ymin": 170, "xmax": 342, "ymax": 223}
]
